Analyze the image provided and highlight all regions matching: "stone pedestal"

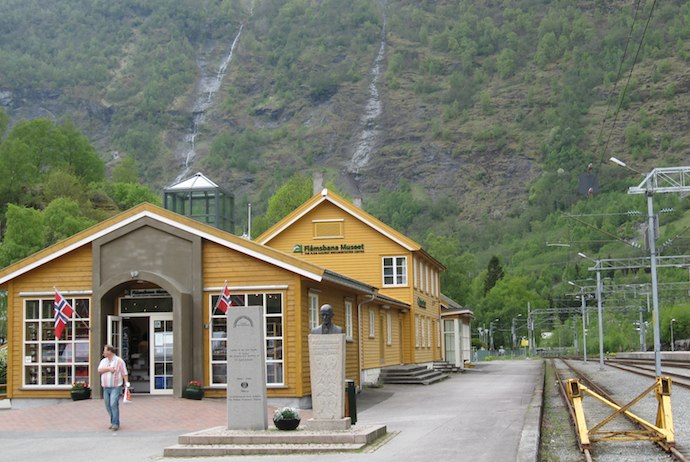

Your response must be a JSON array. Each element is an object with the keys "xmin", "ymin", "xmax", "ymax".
[
  {"xmin": 307, "ymin": 334, "xmax": 349, "ymax": 430},
  {"xmin": 227, "ymin": 306, "xmax": 267, "ymax": 430}
]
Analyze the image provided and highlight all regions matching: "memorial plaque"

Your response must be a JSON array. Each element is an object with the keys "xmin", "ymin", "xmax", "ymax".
[
  {"xmin": 227, "ymin": 306, "xmax": 267, "ymax": 430},
  {"xmin": 308, "ymin": 334, "xmax": 346, "ymax": 420}
]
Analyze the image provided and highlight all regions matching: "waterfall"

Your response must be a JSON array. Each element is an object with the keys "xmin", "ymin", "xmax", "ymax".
[
  {"xmin": 348, "ymin": 5, "xmax": 387, "ymax": 175},
  {"xmin": 175, "ymin": 25, "xmax": 244, "ymax": 182}
]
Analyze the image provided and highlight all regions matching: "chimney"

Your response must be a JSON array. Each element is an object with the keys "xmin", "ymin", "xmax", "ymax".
[{"xmin": 312, "ymin": 171, "xmax": 324, "ymax": 195}]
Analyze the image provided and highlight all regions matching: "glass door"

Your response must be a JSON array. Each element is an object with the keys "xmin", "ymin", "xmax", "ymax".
[
  {"xmin": 150, "ymin": 315, "xmax": 173, "ymax": 395},
  {"xmin": 107, "ymin": 315, "xmax": 123, "ymax": 355},
  {"xmin": 443, "ymin": 319, "xmax": 456, "ymax": 365}
]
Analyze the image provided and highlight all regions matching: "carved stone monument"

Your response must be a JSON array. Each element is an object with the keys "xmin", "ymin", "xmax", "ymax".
[
  {"xmin": 308, "ymin": 333, "xmax": 350, "ymax": 430},
  {"xmin": 227, "ymin": 306, "xmax": 267, "ymax": 430}
]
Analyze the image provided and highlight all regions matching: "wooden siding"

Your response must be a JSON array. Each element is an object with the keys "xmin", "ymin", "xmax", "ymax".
[
  {"xmin": 266, "ymin": 201, "xmax": 414, "ymax": 303},
  {"xmin": 298, "ymin": 283, "xmax": 361, "ymax": 394},
  {"xmin": 202, "ymin": 241, "xmax": 301, "ymax": 398},
  {"xmin": 7, "ymin": 245, "xmax": 93, "ymax": 399},
  {"xmin": 261, "ymin": 199, "xmax": 447, "ymax": 367}
]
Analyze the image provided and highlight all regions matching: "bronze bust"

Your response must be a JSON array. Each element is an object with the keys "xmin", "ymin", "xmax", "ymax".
[{"xmin": 311, "ymin": 304, "xmax": 343, "ymax": 334}]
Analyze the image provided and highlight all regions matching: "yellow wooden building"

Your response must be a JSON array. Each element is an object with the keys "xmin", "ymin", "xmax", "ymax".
[
  {"xmin": 256, "ymin": 189, "xmax": 446, "ymax": 384},
  {"xmin": 0, "ymin": 202, "xmax": 408, "ymax": 407}
]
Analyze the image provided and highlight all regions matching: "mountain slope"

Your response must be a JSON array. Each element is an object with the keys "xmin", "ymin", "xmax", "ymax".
[{"xmin": 1, "ymin": 0, "xmax": 689, "ymax": 234}]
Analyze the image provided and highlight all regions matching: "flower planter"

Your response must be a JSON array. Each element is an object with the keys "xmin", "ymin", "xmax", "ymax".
[
  {"xmin": 274, "ymin": 418, "xmax": 300, "ymax": 431},
  {"xmin": 182, "ymin": 387, "xmax": 204, "ymax": 400},
  {"xmin": 70, "ymin": 388, "xmax": 91, "ymax": 401}
]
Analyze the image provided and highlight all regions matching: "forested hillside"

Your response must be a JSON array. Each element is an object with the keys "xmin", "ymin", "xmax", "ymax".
[{"xmin": 1, "ymin": 0, "xmax": 690, "ymax": 349}]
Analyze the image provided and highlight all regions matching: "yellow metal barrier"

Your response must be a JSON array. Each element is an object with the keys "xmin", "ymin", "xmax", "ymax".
[{"xmin": 565, "ymin": 377, "xmax": 674, "ymax": 449}]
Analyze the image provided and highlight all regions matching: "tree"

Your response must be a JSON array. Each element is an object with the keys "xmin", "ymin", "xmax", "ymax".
[
  {"xmin": 0, "ymin": 108, "xmax": 8, "ymax": 138},
  {"xmin": 252, "ymin": 174, "xmax": 312, "ymax": 237},
  {"xmin": 111, "ymin": 155, "xmax": 139, "ymax": 184},
  {"xmin": 0, "ymin": 205, "xmax": 45, "ymax": 266},
  {"xmin": 43, "ymin": 198, "xmax": 96, "ymax": 245},
  {"xmin": 484, "ymin": 255, "xmax": 504, "ymax": 295}
]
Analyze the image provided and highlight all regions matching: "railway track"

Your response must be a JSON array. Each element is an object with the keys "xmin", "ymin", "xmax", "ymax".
[
  {"xmin": 552, "ymin": 358, "xmax": 689, "ymax": 461},
  {"xmin": 605, "ymin": 358, "xmax": 690, "ymax": 388}
]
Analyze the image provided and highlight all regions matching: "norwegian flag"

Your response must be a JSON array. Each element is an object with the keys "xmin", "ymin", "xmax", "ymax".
[
  {"xmin": 54, "ymin": 290, "xmax": 74, "ymax": 339},
  {"xmin": 215, "ymin": 282, "xmax": 232, "ymax": 314}
]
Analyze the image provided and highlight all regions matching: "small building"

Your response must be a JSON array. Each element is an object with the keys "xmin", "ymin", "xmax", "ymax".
[
  {"xmin": 0, "ymin": 183, "xmax": 455, "ymax": 405},
  {"xmin": 0, "ymin": 202, "xmax": 398, "ymax": 407},
  {"xmin": 256, "ymin": 188, "xmax": 446, "ymax": 384},
  {"xmin": 440, "ymin": 295, "xmax": 474, "ymax": 368}
]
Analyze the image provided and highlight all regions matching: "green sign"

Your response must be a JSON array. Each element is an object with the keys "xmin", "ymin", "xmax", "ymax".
[{"xmin": 293, "ymin": 243, "xmax": 365, "ymax": 255}]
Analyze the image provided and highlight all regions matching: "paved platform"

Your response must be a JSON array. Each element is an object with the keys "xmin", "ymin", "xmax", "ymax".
[{"xmin": 0, "ymin": 360, "xmax": 543, "ymax": 462}]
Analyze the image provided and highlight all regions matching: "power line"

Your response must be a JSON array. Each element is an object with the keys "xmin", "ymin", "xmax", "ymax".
[{"xmin": 597, "ymin": 0, "xmax": 657, "ymax": 166}]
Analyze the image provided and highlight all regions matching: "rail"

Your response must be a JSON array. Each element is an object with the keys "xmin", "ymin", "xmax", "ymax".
[{"xmin": 554, "ymin": 358, "xmax": 689, "ymax": 461}]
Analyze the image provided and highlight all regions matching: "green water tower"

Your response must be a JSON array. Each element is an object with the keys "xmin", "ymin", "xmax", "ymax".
[{"xmin": 163, "ymin": 172, "xmax": 234, "ymax": 233}]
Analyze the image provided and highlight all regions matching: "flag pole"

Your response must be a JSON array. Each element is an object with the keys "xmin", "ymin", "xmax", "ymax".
[{"xmin": 54, "ymin": 287, "xmax": 90, "ymax": 330}]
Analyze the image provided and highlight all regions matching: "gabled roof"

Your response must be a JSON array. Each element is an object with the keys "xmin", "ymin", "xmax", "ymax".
[
  {"xmin": 440, "ymin": 293, "xmax": 474, "ymax": 318},
  {"xmin": 256, "ymin": 189, "xmax": 445, "ymax": 270},
  {"xmin": 165, "ymin": 172, "xmax": 219, "ymax": 190},
  {"xmin": 0, "ymin": 202, "xmax": 370, "ymax": 292}
]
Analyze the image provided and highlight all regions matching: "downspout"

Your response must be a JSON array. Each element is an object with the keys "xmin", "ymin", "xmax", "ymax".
[{"xmin": 357, "ymin": 293, "xmax": 377, "ymax": 389}]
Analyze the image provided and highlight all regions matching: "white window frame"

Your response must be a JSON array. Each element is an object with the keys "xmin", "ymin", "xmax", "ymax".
[
  {"xmin": 369, "ymin": 309, "xmax": 375, "ymax": 337},
  {"xmin": 382, "ymin": 256, "xmax": 408, "ymax": 287},
  {"xmin": 344, "ymin": 299, "xmax": 353, "ymax": 341},
  {"xmin": 413, "ymin": 256, "xmax": 418, "ymax": 289},
  {"xmin": 210, "ymin": 292, "xmax": 284, "ymax": 386},
  {"xmin": 437, "ymin": 320, "xmax": 442, "ymax": 348},
  {"xmin": 386, "ymin": 313, "xmax": 392, "ymax": 346},
  {"xmin": 309, "ymin": 291, "xmax": 319, "ymax": 331},
  {"xmin": 23, "ymin": 297, "xmax": 91, "ymax": 388},
  {"xmin": 421, "ymin": 317, "xmax": 426, "ymax": 348}
]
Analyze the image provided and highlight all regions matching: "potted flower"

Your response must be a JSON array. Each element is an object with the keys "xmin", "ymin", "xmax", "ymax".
[
  {"xmin": 182, "ymin": 380, "xmax": 204, "ymax": 400},
  {"xmin": 273, "ymin": 406, "xmax": 301, "ymax": 430},
  {"xmin": 70, "ymin": 382, "xmax": 91, "ymax": 401}
]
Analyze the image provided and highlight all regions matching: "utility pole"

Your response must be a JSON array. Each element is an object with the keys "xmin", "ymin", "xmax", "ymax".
[{"xmin": 612, "ymin": 160, "xmax": 690, "ymax": 376}]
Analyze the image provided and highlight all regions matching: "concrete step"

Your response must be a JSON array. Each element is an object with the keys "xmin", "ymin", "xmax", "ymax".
[
  {"xmin": 433, "ymin": 361, "xmax": 462, "ymax": 373},
  {"xmin": 164, "ymin": 424, "xmax": 388, "ymax": 457},
  {"xmin": 380, "ymin": 363, "xmax": 449, "ymax": 385},
  {"xmin": 383, "ymin": 373, "xmax": 449, "ymax": 385},
  {"xmin": 176, "ymin": 425, "xmax": 386, "ymax": 445},
  {"xmin": 164, "ymin": 442, "xmax": 365, "ymax": 457},
  {"xmin": 380, "ymin": 364, "xmax": 428, "ymax": 375}
]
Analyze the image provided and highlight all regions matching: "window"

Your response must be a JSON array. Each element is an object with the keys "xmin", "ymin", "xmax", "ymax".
[
  {"xmin": 431, "ymin": 269, "xmax": 436, "ymax": 297},
  {"xmin": 383, "ymin": 256, "xmax": 407, "ymax": 286},
  {"xmin": 421, "ymin": 317, "xmax": 426, "ymax": 348},
  {"xmin": 437, "ymin": 320, "xmax": 441, "ymax": 348},
  {"xmin": 386, "ymin": 313, "xmax": 392, "ymax": 346},
  {"xmin": 415, "ymin": 315, "xmax": 420, "ymax": 347},
  {"xmin": 309, "ymin": 292, "xmax": 319, "ymax": 331},
  {"xmin": 427, "ymin": 318, "xmax": 432, "ymax": 348},
  {"xmin": 413, "ymin": 257, "xmax": 418, "ymax": 289},
  {"xmin": 23, "ymin": 297, "xmax": 90, "ymax": 387},
  {"xmin": 369, "ymin": 309, "xmax": 375, "ymax": 337},
  {"xmin": 344, "ymin": 300, "xmax": 353, "ymax": 340},
  {"xmin": 210, "ymin": 292, "xmax": 284, "ymax": 386},
  {"xmin": 425, "ymin": 265, "xmax": 430, "ymax": 294},
  {"xmin": 419, "ymin": 261, "xmax": 425, "ymax": 292}
]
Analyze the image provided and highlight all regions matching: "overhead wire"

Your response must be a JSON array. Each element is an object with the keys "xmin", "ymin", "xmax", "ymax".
[{"xmin": 597, "ymin": 0, "xmax": 658, "ymax": 166}]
